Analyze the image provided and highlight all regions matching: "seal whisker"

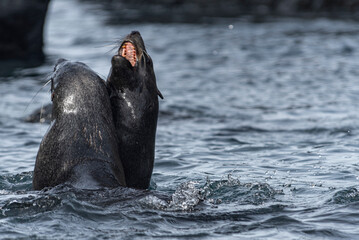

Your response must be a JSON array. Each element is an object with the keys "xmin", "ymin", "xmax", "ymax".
[
  {"xmin": 24, "ymin": 76, "xmax": 52, "ymax": 114},
  {"xmin": 39, "ymin": 102, "xmax": 46, "ymax": 123},
  {"xmin": 143, "ymin": 50, "xmax": 150, "ymax": 59},
  {"xmin": 104, "ymin": 38, "xmax": 127, "ymax": 55},
  {"xmin": 94, "ymin": 42, "xmax": 120, "ymax": 48}
]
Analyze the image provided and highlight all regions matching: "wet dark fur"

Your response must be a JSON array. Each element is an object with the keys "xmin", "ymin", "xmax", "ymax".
[
  {"xmin": 107, "ymin": 31, "xmax": 162, "ymax": 189},
  {"xmin": 33, "ymin": 60, "xmax": 126, "ymax": 190}
]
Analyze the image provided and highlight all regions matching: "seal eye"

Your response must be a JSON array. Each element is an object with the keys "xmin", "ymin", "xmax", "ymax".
[{"xmin": 119, "ymin": 42, "xmax": 137, "ymax": 67}]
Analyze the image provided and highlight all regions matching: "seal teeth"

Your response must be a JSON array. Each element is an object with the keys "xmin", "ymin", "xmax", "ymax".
[{"xmin": 120, "ymin": 42, "xmax": 137, "ymax": 67}]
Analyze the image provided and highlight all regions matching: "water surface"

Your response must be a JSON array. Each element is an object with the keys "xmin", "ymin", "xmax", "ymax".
[{"xmin": 1, "ymin": 0, "xmax": 359, "ymax": 239}]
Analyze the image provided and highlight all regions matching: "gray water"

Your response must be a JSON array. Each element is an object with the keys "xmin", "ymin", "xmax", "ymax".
[{"xmin": 1, "ymin": 0, "xmax": 359, "ymax": 239}]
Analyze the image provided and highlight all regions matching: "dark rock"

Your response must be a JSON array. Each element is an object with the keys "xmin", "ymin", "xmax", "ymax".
[
  {"xmin": 80, "ymin": 0, "xmax": 359, "ymax": 23},
  {"xmin": 0, "ymin": 0, "xmax": 50, "ymax": 62}
]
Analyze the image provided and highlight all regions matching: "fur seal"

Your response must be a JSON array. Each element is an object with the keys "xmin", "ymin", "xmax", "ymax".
[
  {"xmin": 33, "ymin": 59, "xmax": 126, "ymax": 190},
  {"xmin": 107, "ymin": 31, "xmax": 163, "ymax": 189}
]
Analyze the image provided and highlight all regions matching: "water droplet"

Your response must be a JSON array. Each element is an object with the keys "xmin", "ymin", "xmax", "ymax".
[{"xmin": 228, "ymin": 24, "xmax": 234, "ymax": 30}]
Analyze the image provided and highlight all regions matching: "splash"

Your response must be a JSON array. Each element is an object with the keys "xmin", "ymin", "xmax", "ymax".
[
  {"xmin": 167, "ymin": 181, "xmax": 203, "ymax": 211},
  {"xmin": 201, "ymin": 174, "xmax": 280, "ymax": 205},
  {"xmin": 141, "ymin": 175, "xmax": 281, "ymax": 211},
  {"xmin": 140, "ymin": 181, "xmax": 203, "ymax": 211}
]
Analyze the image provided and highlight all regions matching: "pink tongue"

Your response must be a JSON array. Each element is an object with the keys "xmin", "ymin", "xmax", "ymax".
[{"xmin": 120, "ymin": 42, "xmax": 137, "ymax": 67}]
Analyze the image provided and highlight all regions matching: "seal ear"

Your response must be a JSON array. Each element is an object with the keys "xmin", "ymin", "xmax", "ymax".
[
  {"xmin": 54, "ymin": 58, "xmax": 67, "ymax": 71},
  {"xmin": 157, "ymin": 88, "xmax": 164, "ymax": 99}
]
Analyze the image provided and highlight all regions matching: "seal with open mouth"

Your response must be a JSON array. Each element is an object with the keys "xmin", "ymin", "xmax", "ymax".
[
  {"xmin": 107, "ymin": 31, "xmax": 163, "ymax": 189},
  {"xmin": 33, "ymin": 59, "xmax": 126, "ymax": 190}
]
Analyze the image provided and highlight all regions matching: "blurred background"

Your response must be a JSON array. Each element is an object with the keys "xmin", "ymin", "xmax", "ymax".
[
  {"xmin": 2, "ymin": 0, "xmax": 359, "ymax": 66},
  {"xmin": 1, "ymin": 0, "xmax": 359, "ymax": 239}
]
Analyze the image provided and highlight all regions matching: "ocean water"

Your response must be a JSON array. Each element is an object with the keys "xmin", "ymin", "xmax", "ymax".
[{"xmin": 1, "ymin": 0, "xmax": 359, "ymax": 239}]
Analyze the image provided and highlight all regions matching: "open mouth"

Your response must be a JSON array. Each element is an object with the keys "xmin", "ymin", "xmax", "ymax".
[{"xmin": 119, "ymin": 42, "xmax": 137, "ymax": 67}]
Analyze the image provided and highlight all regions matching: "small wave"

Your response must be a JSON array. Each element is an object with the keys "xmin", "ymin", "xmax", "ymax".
[
  {"xmin": 214, "ymin": 126, "xmax": 353, "ymax": 136},
  {"xmin": 0, "ymin": 194, "xmax": 62, "ymax": 218},
  {"xmin": 201, "ymin": 175, "xmax": 281, "ymax": 205},
  {"xmin": 159, "ymin": 107, "xmax": 212, "ymax": 122},
  {"xmin": 329, "ymin": 187, "xmax": 359, "ymax": 204},
  {"xmin": 214, "ymin": 126, "xmax": 268, "ymax": 135},
  {"xmin": 0, "ymin": 172, "xmax": 33, "ymax": 192}
]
